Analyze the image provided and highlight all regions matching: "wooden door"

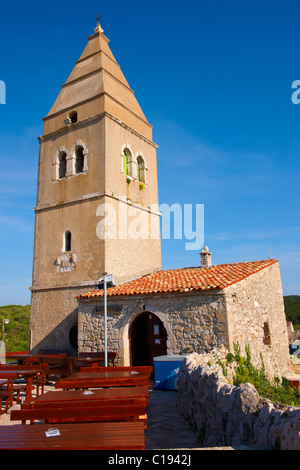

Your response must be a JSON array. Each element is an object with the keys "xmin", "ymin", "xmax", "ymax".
[
  {"xmin": 147, "ymin": 313, "xmax": 167, "ymax": 366},
  {"xmin": 130, "ymin": 312, "xmax": 167, "ymax": 367}
]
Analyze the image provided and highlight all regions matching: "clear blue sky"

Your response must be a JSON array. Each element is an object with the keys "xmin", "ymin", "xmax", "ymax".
[{"xmin": 1, "ymin": 0, "xmax": 300, "ymax": 305}]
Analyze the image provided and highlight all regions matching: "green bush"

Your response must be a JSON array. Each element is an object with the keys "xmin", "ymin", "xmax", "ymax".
[
  {"xmin": 284, "ymin": 295, "xmax": 300, "ymax": 329},
  {"xmin": 226, "ymin": 343, "xmax": 300, "ymax": 407},
  {"xmin": 0, "ymin": 305, "xmax": 30, "ymax": 352}
]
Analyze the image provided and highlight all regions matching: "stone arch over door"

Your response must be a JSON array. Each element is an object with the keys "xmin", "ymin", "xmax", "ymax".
[{"xmin": 129, "ymin": 311, "xmax": 168, "ymax": 367}]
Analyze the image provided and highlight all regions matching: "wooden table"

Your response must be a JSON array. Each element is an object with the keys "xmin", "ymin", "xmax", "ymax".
[
  {"xmin": 0, "ymin": 369, "xmax": 42, "ymax": 402},
  {"xmin": 55, "ymin": 370, "xmax": 151, "ymax": 389},
  {"xmin": 0, "ymin": 379, "xmax": 10, "ymax": 386},
  {"xmin": 0, "ymin": 422, "xmax": 145, "ymax": 450},
  {"xmin": 76, "ymin": 352, "xmax": 118, "ymax": 367},
  {"xmin": 13, "ymin": 386, "xmax": 149, "ymax": 426},
  {"xmin": 4, "ymin": 353, "xmax": 66, "ymax": 365},
  {"xmin": 31, "ymin": 386, "xmax": 150, "ymax": 405}
]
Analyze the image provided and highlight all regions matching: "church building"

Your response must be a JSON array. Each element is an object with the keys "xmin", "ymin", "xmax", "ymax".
[
  {"xmin": 29, "ymin": 21, "xmax": 161, "ymax": 352},
  {"xmin": 29, "ymin": 22, "xmax": 291, "ymax": 378}
]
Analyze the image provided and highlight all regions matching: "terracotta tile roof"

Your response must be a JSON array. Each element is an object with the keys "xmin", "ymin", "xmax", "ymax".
[{"xmin": 77, "ymin": 259, "xmax": 278, "ymax": 299}]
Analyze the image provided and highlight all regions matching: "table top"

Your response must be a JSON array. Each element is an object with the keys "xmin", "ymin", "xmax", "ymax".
[
  {"xmin": 33, "ymin": 386, "xmax": 150, "ymax": 403},
  {"xmin": 0, "ymin": 422, "xmax": 145, "ymax": 450},
  {"xmin": 0, "ymin": 369, "xmax": 42, "ymax": 378},
  {"xmin": 55, "ymin": 370, "xmax": 151, "ymax": 389},
  {"xmin": 4, "ymin": 354, "xmax": 65, "ymax": 361}
]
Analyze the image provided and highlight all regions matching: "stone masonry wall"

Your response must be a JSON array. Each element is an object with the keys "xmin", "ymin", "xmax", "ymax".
[
  {"xmin": 30, "ymin": 285, "xmax": 91, "ymax": 355},
  {"xmin": 177, "ymin": 349, "xmax": 300, "ymax": 450},
  {"xmin": 224, "ymin": 262, "xmax": 291, "ymax": 378},
  {"xmin": 78, "ymin": 291, "xmax": 229, "ymax": 365},
  {"xmin": 78, "ymin": 262, "xmax": 290, "ymax": 373}
]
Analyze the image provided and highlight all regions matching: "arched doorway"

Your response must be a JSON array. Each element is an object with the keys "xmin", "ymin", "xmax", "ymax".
[{"xmin": 130, "ymin": 312, "xmax": 167, "ymax": 367}]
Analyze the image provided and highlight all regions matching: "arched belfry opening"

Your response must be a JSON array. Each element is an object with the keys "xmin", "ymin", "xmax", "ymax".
[{"xmin": 129, "ymin": 312, "xmax": 167, "ymax": 367}]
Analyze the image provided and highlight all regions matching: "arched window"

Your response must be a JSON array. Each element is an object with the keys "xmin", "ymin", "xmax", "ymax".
[
  {"xmin": 136, "ymin": 155, "xmax": 146, "ymax": 182},
  {"xmin": 64, "ymin": 231, "xmax": 71, "ymax": 252},
  {"xmin": 69, "ymin": 111, "xmax": 78, "ymax": 123},
  {"xmin": 58, "ymin": 151, "xmax": 67, "ymax": 179},
  {"xmin": 75, "ymin": 145, "xmax": 84, "ymax": 174},
  {"xmin": 123, "ymin": 148, "xmax": 132, "ymax": 177}
]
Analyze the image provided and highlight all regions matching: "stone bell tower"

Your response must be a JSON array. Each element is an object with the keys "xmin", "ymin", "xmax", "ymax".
[{"xmin": 29, "ymin": 22, "xmax": 162, "ymax": 353}]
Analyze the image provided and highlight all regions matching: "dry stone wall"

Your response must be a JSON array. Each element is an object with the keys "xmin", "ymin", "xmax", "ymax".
[{"xmin": 177, "ymin": 349, "xmax": 300, "ymax": 450}]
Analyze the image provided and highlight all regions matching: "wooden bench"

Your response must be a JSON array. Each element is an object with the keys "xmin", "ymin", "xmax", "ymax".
[
  {"xmin": 22, "ymin": 396, "xmax": 147, "ymax": 410},
  {"xmin": 30, "ymin": 386, "xmax": 150, "ymax": 407},
  {"xmin": 80, "ymin": 365, "xmax": 153, "ymax": 373},
  {"xmin": 1, "ymin": 383, "xmax": 27, "ymax": 404},
  {"xmin": 10, "ymin": 403, "xmax": 147, "ymax": 426},
  {"xmin": 5, "ymin": 351, "xmax": 29, "ymax": 360},
  {"xmin": 0, "ymin": 390, "xmax": 14, "ymax": 413}
]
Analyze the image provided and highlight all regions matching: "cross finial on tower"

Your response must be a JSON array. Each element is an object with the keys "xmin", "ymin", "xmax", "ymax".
[{"xmin": 94, "ymin": 15, "xmax": 104, "ymax": 34}]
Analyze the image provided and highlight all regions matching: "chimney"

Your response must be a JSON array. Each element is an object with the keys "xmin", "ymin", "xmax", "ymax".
[{"xmin": 200, "ymin": 246, "xmax": 212, "ymax": 267}]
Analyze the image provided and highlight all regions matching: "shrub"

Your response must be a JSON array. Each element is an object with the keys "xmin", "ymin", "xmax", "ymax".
[
  {"xmin": 0, "ymin": 305, "xmax": 30, "ymax": 352},
  {"xmin": 226, "ymin": 342, "xmax": 300, "ymax": 407}
]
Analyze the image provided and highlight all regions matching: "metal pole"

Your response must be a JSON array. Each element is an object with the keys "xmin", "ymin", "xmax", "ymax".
[
  {"xmin": 103, "ymin": 272, "xmax": 108, "ymax": 367},
  {"xmin": 1, "ymin": 319, "xmax": 4, "ymax": 342}
]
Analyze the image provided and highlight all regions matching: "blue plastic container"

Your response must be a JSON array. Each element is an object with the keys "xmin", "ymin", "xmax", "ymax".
[{"xmin": 153, "ymin": 355, "xmax": 187, "ymax": 390}]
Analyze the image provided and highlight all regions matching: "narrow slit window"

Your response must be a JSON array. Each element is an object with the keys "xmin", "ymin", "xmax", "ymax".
[
  {"xmin": 123, "ymin": 153, "xmax": 128, "ymax": 175},
  {"xmin": 263, "ymin": 321, "xmax": 271, "ymax": 345},
  {"xmin": 58, "ymin": 151, "xmax": 67, "ymax": 179},
  {"xmin": 137, "ymin": 155, "xmax": 145, "ymax": 182},
  {"xmin": 75, "ymin": 145, "xmax": 84, "ymax": 174},
  {"xmin": 65, "ymin": 231, "xmax": 71, "ymax": 252},
  {"xmin": 123, "ymin": 148, "xmax": 132, "ymax": 177}
]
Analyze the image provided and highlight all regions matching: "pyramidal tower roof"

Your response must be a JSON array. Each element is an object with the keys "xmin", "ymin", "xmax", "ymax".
[{"xmin": 46, "ymin": 22, "xmax": 152, "ymax": 139}]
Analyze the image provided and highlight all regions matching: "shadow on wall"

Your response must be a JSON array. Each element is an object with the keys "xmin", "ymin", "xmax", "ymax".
[{"xmin": 31, "ymin": 308, "xmax": 78, "ymax": 357}]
